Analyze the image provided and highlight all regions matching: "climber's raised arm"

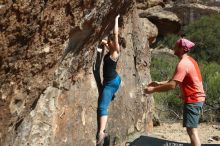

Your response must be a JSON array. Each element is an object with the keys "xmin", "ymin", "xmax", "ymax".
[{"xmin": 113, "ymin": 14, "xmax": 120, "ymax": 53}]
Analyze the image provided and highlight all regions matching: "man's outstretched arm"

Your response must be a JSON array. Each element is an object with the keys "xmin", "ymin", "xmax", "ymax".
[{"xmin": 144, "ymin": 80, "xmax": 178, "ymax": 94}]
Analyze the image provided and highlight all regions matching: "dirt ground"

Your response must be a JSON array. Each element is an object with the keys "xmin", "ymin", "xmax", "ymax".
[{"xmin": 150, "ymin": 122, "xmax": 220, "ymax": 144}]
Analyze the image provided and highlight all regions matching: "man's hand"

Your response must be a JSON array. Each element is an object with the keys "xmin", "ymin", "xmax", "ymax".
[
  {"xmin": 143, "ymin": 81, "xmax": 158, "ymax": 94},
  {"xmin": 144, "ymin": 86, "xmax": 155, "ymax": 94},
  {"xmin": 148, "ymin": 81, "xmax": 160, "ymax": 87}
]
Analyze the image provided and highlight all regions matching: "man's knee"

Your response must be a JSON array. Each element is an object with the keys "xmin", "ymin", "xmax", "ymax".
[
  {"xmin": 187, "ymin": 128, "xmax": 193, "ymax": 135},
  {"xmin": 186, "ymin": 128, "xmax": 198, "ymax": 136}
]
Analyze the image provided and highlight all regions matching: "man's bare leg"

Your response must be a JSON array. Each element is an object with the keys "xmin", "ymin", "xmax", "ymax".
[{"xmin": 186, "ymin": 127, "xmax": 201, "ymax": 146}]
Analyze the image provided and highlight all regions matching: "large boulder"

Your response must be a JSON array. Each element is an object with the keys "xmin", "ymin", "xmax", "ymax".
[
  {"xmin": 139, "ymin": 6, "xmax": 181, "ymax": 35},
  {"xmin": 0, "ymin": 1, "xmax": 155, "ymax": 145},
  {"xmin": 136, "ymin": 0, "xmax": 165, "ymax": 10},
  {"xmin": 167, "ymin": 1, "xmax": 220, "ymax": 25}
]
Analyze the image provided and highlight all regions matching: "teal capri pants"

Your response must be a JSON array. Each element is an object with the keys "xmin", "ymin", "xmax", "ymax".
[{"xmin": 98, "ymin": 75, "xmax": 121, "ymax": 116}]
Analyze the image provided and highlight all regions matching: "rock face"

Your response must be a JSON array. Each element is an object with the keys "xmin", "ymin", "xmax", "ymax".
[
  {"xmin": 0, "ymin": 0, "xmax": 161, "ymax": 145},
  {"xmin": 0, "ymin": 0, "xmax": 185, "ymax": 145},
  {"xmin": 167, "ymin": 1, "xmax": 220, "ymax": 26},
  {"xmin": 139, "ymin": 5, "xmax": 180, "ymax": 35}
]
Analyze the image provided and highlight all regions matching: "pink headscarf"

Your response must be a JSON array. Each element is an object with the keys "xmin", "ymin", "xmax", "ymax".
[{"xmin": 176, "ymin": 38, "xmax": 195, "ymax": 52}]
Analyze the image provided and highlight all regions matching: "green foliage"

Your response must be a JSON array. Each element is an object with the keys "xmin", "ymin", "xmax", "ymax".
[
  {"xmin": 156, "ymin": 15, "xmax": 220, "ymax": 63},
  {"xmin": 185, "ymin": 15, "xmax": 220, "ymax": 119},
  {"xmin": 151, "ymin": 54, "xmax": 220, "ymax": 121},
  {"xmin": 186, "ymin": 15, "xmax": 220, "ymax": 63},
  {"xmin": 156, "ymin": 34, "xmax": 179, "ymax": 49},
  {"xmin": 151, "ymin": 54, "xmax": 182, "ymax": 118},
  {"xmin": 199, "ymin": 61, "xmax": 220, "ymax": 107},
  {"xmin": 151, "ymin": 14, "xmax": 220, "ymax": 121},
  {"xmin": 151, "ymin": 54, "xmax": 178, "ymax": 81}
]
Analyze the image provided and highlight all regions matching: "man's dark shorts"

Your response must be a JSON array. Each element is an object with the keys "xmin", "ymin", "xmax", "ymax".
[{"xmin": 183, "ymin": 102, "xmax": 204, "ymax": 128}]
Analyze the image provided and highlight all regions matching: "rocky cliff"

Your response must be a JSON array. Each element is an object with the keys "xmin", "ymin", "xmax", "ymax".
[
  {"xmin": 167, "ymin": 0, "xmax": 220, "ymax": 27},
  {"xmin": 2, "ymin": 0, "xmax": 215, "ymax": 145},
  {"xmin": 0, "ymin": 1, "xmax": 157, "ymax": 145}
]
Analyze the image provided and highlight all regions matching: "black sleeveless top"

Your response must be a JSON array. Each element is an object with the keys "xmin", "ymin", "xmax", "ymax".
[{"xmin": 103, "ymin": 53, "xmax": 118, "ymax": 81}]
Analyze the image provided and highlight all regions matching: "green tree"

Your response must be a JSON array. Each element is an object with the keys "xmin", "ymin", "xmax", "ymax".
[
  {"xmin": 151, "ymin": 54, "xmax": 182, "ymax": 120},
  {"xmin": 156, "ymin": 34, "xmax": 178, "ymax": 49},
  {"xmin": 200, "ymin": 61, "xmax": 220, "ymax": 108},
  {"xmin": 186, "ymin": 15, "xmax": 220, "ymax": 63},
  {"xmin": 151, "ymin": 14, "xmax": 220, "ymax": 121}
]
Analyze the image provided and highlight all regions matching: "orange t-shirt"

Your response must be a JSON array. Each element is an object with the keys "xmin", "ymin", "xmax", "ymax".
[{"xmin": 172, "ymin": 55, "xmax": 206, "ymax": 103}]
